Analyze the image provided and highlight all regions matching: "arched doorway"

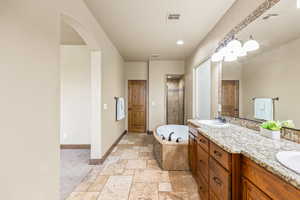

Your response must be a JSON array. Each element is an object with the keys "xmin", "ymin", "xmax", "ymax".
[{"xmin": 60, "ymin": 14, "xmax": 102, "ymax": 199}]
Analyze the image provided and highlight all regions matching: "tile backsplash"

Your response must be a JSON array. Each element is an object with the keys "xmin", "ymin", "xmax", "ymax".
[{"xmin": 224, "ymin": 116, "xmax": 300, "ymax": 144}]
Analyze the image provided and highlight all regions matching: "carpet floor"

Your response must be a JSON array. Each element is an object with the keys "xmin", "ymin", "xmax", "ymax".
[{"xmin": 60, "ymin": 149, "xmax": 93, "ymax": 200}]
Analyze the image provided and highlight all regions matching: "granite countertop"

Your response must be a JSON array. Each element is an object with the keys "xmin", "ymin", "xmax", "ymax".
[{"xmin": 188, "ymin": 119, "xmax": 300, "ymax": 190}]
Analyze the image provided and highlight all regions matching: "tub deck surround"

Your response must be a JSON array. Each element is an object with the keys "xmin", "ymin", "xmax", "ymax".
[
  {"xmin": 153, "ymin": 125, "xmax": 190, "ymax": 171},
  {"xmin": 188, "ymin": 119, "xmax": 300, "ymax": 190}
]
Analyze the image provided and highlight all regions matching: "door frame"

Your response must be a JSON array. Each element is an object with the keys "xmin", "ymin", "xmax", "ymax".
[
  {"xmin": 221, "ymin": 80, "xmax": 239, "ymax": 118},
  {"xmin": 127, "ymin": 80, "xmax": 147, "ymax": 133},
  {"xmin": 165, "ymin": 74, "xmax": 185, "ymax": 125}
]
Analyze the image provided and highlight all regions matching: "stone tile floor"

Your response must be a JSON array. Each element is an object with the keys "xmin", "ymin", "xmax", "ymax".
[{"xmin": 66, "ymin": 133, "xmax": 200, "ymax": 200}]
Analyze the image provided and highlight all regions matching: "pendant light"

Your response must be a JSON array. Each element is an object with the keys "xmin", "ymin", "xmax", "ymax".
[
  {"xmin": 227, "ymin": 38, "xmax": 242, "ymax": 52},
  {"xmin": 224, "ymin": 49, "xmax": 237, "ymax": 62},
  {"xmin": 243, "ymin": 35, "xmax": 260, "ymax": 52},
  {"xmin": 236, "ymin": 47, "xmax": 247, "ymax": 57}
]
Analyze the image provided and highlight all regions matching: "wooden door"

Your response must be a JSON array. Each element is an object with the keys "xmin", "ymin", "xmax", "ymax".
[
  {"xmin": 128, "ymin": 80, "xmax": 146, "ymax": 133},
  {"xmin": 222, "ymin": 80, "xmax": 239, "ymax": 117}
]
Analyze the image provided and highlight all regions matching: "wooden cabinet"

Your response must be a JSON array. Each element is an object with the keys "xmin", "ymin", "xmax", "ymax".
[
  {"xmin": 197, "ymin": 144, "xmax": 209, "ymax": 182},
  {"xmin": 188, "ymin": 123, "xmax": 300, "ymax": 200},
  {"xmin": 198, "ymin": 172, "xmax": 209, "ymax": 200},
  {"xmin": 209, "ymin": 158, "xmax": 231, "ymax": 200},
  {"xmin": 188, "ymin": 123, "xmax": 240, "ymax": 200},
  {"xmin": 188, "ymin": 130, "xmax": 197, "ymax": 177},
  {"xmin": 242, "ymin": 178, "xmax": 271, "ymax": 200},
  {"xmin": 197, "ymin": 133, "xmax": 209, "ymax": 152},
  {"xmin": 210, "ymin": 142, "xmax": 231, "ymax": 171},
  {"xmin": 242, "ymin": 156, "xmax": 300, "ymax": 200}
]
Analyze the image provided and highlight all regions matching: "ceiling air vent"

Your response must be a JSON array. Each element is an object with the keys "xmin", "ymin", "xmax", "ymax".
[
  {"xmin": 151, "ymin": 54, "xmax": 160, "ymax": 60},
  {"xmin": 262, "ymin": 13, "xmax": 279, "ymax": 20},
  {"xmin": 167, "ymin": 13, "xmax": 180, "ymax": 21}
]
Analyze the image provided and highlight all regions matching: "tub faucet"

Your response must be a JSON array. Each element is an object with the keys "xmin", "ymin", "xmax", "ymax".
[
  {"xmin": 168, "ymin": 132, "xmax": 175, "ymax": 141},
  {"xmin": 176, "ymin": 137, "xmax": 182, "ymax": 143}
]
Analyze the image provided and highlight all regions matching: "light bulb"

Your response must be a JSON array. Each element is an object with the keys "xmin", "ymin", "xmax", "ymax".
[
  {"xmin": 211, "ymin": 52, "xmax": 223, "ymax": 62},
  {"xmin": 298, "ymin": 0, "xmax": 300, "ymax": 8},
  {"xmin": 224, "ymin": 49, "xmax": 237, "ymax": 62},
  {"xmin": 227, "ymin": 39, "xmax": 242, "ymax": 52},
  {"xmin": 236, "ymin": 47, "xmax": 247, "ymax": 57},
  {"xmin": 219, "ymin": 47, "xmax": 229, "ymax": 57},
  {"xmin": 176, "ymin": 40, "xmax": 184, "ymax": 45},
  {"xmin": 244, "ymin": 36, "xmax": 260, "ymax": 52}
]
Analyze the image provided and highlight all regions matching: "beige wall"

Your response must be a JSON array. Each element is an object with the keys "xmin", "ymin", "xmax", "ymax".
[
  {"xmin": 1, "ymin": 0, "xmax": 126, "ymax": 198},
  {"xmin": 61, "ymin": 0, "xmax": 126, "ymax": 157},
  {"xmin": 0, "ymin": 0, "xmax": 60, "ymax": 199},
  {"xmin": 241, "ymin": 38, "xmax": 300, "ymax": 127},
  {"xmin": 149, "ymin": 60, "xmax": 185, "ymax": 130},
  {"xmin": 185, "ymin": 0, "xmax": 264, "ymax": 120},
  {"xmin": 60, "ymin": 45, "xmax": 91, "ymax": 145},
  {"xmin": 124, "ymin": 62, "xmax": 148, "ymax": 130}
]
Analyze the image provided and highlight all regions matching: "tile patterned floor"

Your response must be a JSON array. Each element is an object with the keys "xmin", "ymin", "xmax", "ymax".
[{"xmin": 66, "ymin": 133, "xmax": 200, "ymax": 200}]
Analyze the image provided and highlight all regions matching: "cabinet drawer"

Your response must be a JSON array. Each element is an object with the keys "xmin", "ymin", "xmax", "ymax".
[
  {"xmin": 242, "ymin": 156, "xmax": 300, "ymax": 200},
  {"xmin": 197, "ymin": 132, "xmax": 209, "ymax": 152},
  {"xmin": 197, "ymin": 143, "xmax": 209, "ymax": 182},
  {"xmin": 209, "ymin": 158, "xmax": 231, "ymax": 200},
  {"xmin": 210, "ymin": 142, "xmax": 231, "ymax": 171},
  {"xmin": 198, "ymin": 174, "xmax": 209, "ymax": 200}
]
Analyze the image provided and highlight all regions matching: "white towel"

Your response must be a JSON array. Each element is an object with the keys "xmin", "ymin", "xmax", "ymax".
[
  {"xmin": 254, "ymin": 98, "xmax": 273, "ymax": 121},
  {"xmin": 116, "ymin": 97, "xmax": 125, "ymax": 121}
]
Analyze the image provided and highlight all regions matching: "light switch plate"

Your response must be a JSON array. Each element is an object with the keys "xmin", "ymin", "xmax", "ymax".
[{"xmin": 103, "ymin": 104, "xmax": 108, "ymax": 110}]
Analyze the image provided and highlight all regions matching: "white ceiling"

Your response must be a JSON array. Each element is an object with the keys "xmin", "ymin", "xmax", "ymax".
[
  {"xmin": 84, "ymin": 0, "xmax": 236, "ymax": 61},
  {"xmin": 60, "ymin": 21, "xmax": 86, "ymax": 45}
]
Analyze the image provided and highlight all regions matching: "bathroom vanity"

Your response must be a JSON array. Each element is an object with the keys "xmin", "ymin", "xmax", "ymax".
[{"xmin": 188, "ymin": 120, "xmax": 300, "ymax": 200}]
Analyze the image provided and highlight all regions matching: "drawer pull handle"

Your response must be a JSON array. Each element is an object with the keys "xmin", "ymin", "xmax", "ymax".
[
  {"xmin": 199, "ymin": 139, "xmax": 206, "ymax": 143},
  {"xmin": 213, "ymin": 177, "xmax": 222, "ymax": 185},
  {"xmin": 213, "ymin": 150, "xmax": 222, "ymax": 157}
]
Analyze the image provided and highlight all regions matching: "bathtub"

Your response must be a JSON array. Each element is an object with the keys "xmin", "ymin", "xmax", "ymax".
[
  {"xmin": 153, "ymin": 124, "xmax": 189, "ymax": 171},
  {"xmin": 156, "ymin": 125, "xmax": 189, "ymax": 142}
]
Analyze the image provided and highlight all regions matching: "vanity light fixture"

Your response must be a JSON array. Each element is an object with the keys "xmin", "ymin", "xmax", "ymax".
[
  {"xmin": 243, "ymin": 35, "xmax": 260, "ymax": 52},
  {"xmin": 224, "ymin": 50, "xmax": 238, "ymax": 62},
  {"xmin": 211, "ymin": 51, "xmax": 223, "ymax": 62},
  {"xmin": 176, "ymin": 40, "xmax": 184, "ymax": 45},
  {"xmin": 236, "ymin": 46, "xmax": 247, "ymax": 57},
  {"xmin": 297, "ymin": 0, "xmax": 300, "ymax": 8},
  {"xmin": 227, "ymin": 38, "xmax": 242, "ymax": 52}
]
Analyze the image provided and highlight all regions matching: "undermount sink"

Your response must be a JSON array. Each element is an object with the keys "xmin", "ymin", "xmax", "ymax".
[
  {"xmin": 198, "ymin": 120, "xmax": 229, "ymax": 127},
  {"xmin": 276, "ymin": 151, "xmax": 300, "ymax": 174}
]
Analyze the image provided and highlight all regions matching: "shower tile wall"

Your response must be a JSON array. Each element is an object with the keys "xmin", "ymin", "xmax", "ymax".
[{"xmin": 167, "ymin": 78, "xmax": 184, "ymax": 125}]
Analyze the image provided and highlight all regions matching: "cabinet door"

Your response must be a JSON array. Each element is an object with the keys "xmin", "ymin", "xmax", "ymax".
[
  {"xmin": 242, "ymin": 178, "xmax": 271, "ymax": 200},
  {"xmin": 197, "ymin": 143, "xmax": 209, "ymax": 182},
  {"xmin": 188, "ymin": 133, "xmax": 197, "ymax": 176},
  {"xmin": 188, "ymin": 134, "xmax": 193, "ymax": 170}
]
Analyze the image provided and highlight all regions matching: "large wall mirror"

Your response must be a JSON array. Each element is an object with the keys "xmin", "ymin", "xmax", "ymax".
[{"xmin": 221, "ymin": 0, "xmax": 300, "ymax": 129}]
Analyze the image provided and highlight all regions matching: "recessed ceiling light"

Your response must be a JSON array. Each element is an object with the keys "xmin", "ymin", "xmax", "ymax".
[{"xmin": 176, "ymin": 40, "xmax": 184, "ymax": 45}]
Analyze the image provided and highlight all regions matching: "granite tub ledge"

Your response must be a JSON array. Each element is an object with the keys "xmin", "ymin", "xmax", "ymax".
[{"xmin": 188, "ymin": 119, "xmax": 300, "ymax": 190}]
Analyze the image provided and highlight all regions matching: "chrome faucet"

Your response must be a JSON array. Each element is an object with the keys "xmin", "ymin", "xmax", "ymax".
[
  {"xmin": 216, "ymin": 116, "xmax": 226, "ymax": 123},
  {"xmin": 176, "ymin": 137, "xmax": 182, "ymax": 143},
  {"xmin": 168, "ymin": 132, "xmax": 175, "ymax": 141}
]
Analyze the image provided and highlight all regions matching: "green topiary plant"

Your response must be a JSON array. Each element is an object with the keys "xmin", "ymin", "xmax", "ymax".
[{"xmin": 260, "ymin": 121, "xmax": 282, "ymax": 131}]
